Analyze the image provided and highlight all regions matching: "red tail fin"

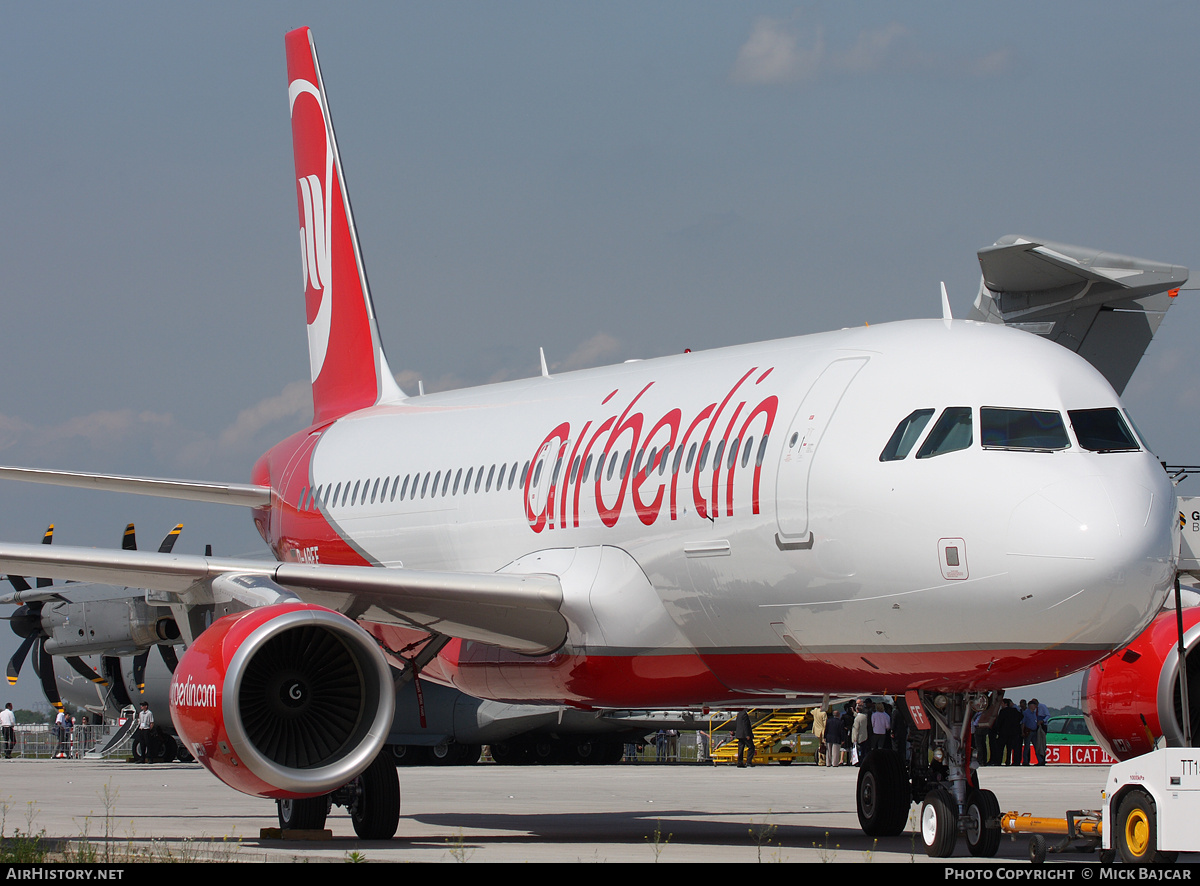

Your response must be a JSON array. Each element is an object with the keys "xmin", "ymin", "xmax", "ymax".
[{"xmin": 285, "ymin": 28, "xmax": 403, "ymax": 424}]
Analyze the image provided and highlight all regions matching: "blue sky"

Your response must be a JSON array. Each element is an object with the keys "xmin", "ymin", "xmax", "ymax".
[{"xmin": 1, "ymin": 3, "xmax": 1197, "ymax": 709}]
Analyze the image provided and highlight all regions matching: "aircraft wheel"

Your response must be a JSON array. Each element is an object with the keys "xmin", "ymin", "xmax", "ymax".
[
  {"xmin": 531, "ymin": 739, "xmax": 561, "ymax": 764},
  {"xmin": 428, "ymin": 741, "xmax": 458, "ymax": 765},
  {"xmin": 389, "ymin": 744, "xmax": 419, "ymax": 766},
  {"xmin": 1029, "ymin": 834, "xmax": 1047, "ymax": 865},
  {"xmin": 1115, "ymin": 790, "xmax": 1177, "ymax": 865},
  {"xmin": 350, "ymin": 749, "xmax": 401, "ymax": 840},
  {"xmin": 920, "ymin": 787, "xmax": 958, "ymax": 858},
  {"xmin": 856, "ymin": 749, "xmax": 910, "ymax": 836},
  {"xmin": 277, "ymin": 796, "xmax": 329, "ymax": 831},
  {"xmin": 456, "ymin": 744, "xmax": 482, "ymax": 765},
  {"xmin": 964, "ymin": 788, "xmax": 1001, "ymax": 857}
]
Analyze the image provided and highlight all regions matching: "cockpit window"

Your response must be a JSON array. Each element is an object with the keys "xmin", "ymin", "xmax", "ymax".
[
  {"xmin": 916, "ymin": 407, "xmax": 972, "ymax": 459},
  {"xmin": 880, "ymin": 409, "xmax": 935, "ymax": 461},
  {"xmin": 980, "ymin": 408, "xmax": 1070, "ymax": 451},
  {"xmin": 1068, "ymin": 408, "xmax": 1140, "ymax": 452}
]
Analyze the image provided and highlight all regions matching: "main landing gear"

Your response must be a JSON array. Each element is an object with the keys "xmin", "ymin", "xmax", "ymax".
[
  {"xmin": 275, "ymin": 748, "xmax": 401, "ymax": 840},
  {"xmin": 853, "ymin": 691, "xmax": 1003, "ymax": 859}
]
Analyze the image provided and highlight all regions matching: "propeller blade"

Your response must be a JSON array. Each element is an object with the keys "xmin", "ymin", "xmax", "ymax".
[
  {"xmin": 122, "ymin": 523, "xmax": 137, "ymax": 551},
  {"xmin": 158, "ymin": 645, "xmax": 179, "ymax": 674},
  {"xmin": 102, "ymin": 656, "xmax": 133, "ymax": 708},
  {"xmin": 6, "ymin": 573, "xmax": 31, "ymax": 592},
  {"xmin": 36, "ymin": 524, "xmax": 54, "ymax": 589},
  {"xmin": 6, "ymin": 635, "xmax": 35, "ymax": 685},
  {"xmin": 64, "ymin": 656, "xmax": 109, "ymax": 685},
  {"xmin": 132, "ymin": 649, "xmax": 149, "ymax": 693},
  {"xmin": 157, "ymin": 524, "xmax": 183, "ymax": 554},
  {"xmin": 36, "ymin": 642, "xmax": 63, "ymax": 712}
]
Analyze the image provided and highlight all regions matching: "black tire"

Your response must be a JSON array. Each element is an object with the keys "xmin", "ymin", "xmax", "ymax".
[
  {"xmin": 920, "ymin": 787, "xmax": 958, "ymax": 858},
  {"xmin": 147, "ymin": 732, "xmax": 167, "ymax": 762},
  {"xmin": 277, "ymin": 796, "xmax": 329, "ymax": 830},
  {"xmin": 964, "ymin": 788, "xmax": 1001, "ymax": 858},
  {"xmin": 456, "ymin": 744, "xmax": 482, "ymax": 765},
  {"xmin": 531, "ymin": 739, "xmax": 561, "ymax": 764},
  {"xmin": 1029, "ymin": 833, "xmax": 1047, "ymax": 865},
  {"xmin": 351, "ymin": 749, "xmax": 401, "ymax": 840},
  {"xmin": 1115, "ymin": 790, "xmax": 1177, "ymax": 865},
  {"xmin": 856, "ymin": 749, "xmax": 910, "ymax": 836},
  {"xmin": 389, "ymin": 744, "xmax": 419, "ymax": 766},
  {"xmin": 172, "ymin": 737, "xmax": 195, "ymax": 764}
]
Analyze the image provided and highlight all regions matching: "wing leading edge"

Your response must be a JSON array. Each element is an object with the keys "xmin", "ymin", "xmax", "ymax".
[{"xmin": 0, "ymin": 542, "xmax": 566, "ymax": 656}]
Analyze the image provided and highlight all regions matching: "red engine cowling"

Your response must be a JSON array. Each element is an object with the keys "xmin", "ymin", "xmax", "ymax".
[
  {"xmin": 1083, "ymin": 607, "xmax": 1200, "ymax": 761},
  {"xmin": 169, "ymin": 602, "xmax": 395, "ymax": 799}
]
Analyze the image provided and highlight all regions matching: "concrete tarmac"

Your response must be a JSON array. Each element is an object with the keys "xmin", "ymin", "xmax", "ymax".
[{"xmin": 0, "ymin": 758, "xmax": 1196, "ymax": 863}]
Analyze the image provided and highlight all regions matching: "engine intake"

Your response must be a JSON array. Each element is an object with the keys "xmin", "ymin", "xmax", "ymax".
[
  {"xmin": 1083, "ymin": 607, "xmax": 1200, "ymax": 760},
  {"xmin": 170, "ymin": 602, "xmax": 394, "ymax": 798}
]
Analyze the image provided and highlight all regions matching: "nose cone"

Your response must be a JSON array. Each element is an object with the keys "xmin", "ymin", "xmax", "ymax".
[{"xmin": 1007, "ymin": 458, "xmax": 1176, "ymax": 648}]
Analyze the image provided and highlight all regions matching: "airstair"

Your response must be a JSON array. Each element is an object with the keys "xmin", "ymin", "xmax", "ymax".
[{"xmin": 710, "ymin": 709, "xmax": 814, "ymax": 765}]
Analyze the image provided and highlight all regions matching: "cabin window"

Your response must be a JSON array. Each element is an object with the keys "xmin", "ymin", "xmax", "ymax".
[
  {"xmin": 712, "ymin": 440, "xmax": 725, "ymax": 471},
  {"xmin": 880, "ymin": 409, "xmax": 935, "ymax": 461},
  {"xmin": 756, "ymin": 435, "xmax": 769, "ymax": 466},
  {"xmin": 727, "ymin": 437, "xmax": 740, "ymax": 469},
  {"xmin": 607, "ymin": 452, "xmax": 619, "ymax": 481},
  {"xmin": 487, "ymin": 464, "xmax": 497, "ymax": 491},
  {"xmin": 452, "ymin": 468, "xmax": 462, "ymax": 495},
  {"xmin": 673, "ymin": 446, "xmax": 684, "ymax": 474},
  {"xmin": 521, "ymin": 461, "xmax": 531, "ymax": 489},
  {"xmin": 464, "ymin": 467, "xmax": 473, "ymax": 492},
  {"xmin": 370, "ymin": 478, "xmax": 380, "ymax": 503},
  {"xmin": 698, "ymin": 441, "xmax": 711, "ymax": 471},
  {"xmin": 686, "ymin": 443, "xmax": 697, "ymax": 472},
  {"xmin": 421, "ymin": 473, "xmax": 430, "ymax": 498},
  {"xmin": 619, "ymin": 451, "xmax": 631, "ymax": 479},
  {"xmin": 441, "ymin": 471, "xmax": 451, "ymax": 496},
  {"xmin": 742, "ymin": 437, "xmax": 754, "ymax": 469},
  {"xmin": 981, "ymin": 408, "xmax": 1070, "ymax": 451},
  {"xmin": 1068, "ymin": 408, "xmax": 1140, "ymax": 452},
  {"xmin": 533, "ymin": 460, "xmax": 544, "ymax": 487},
  {"xmin": 498, "ymin": 463, "xmax": 507, "ymax": 489},
  {"xmin": 633, "ymin": 449, "xmax": 645, "ymax": 477},
  {"xmin": 399, "ymin": 475, "xmax": 409, "ymax": 500},
  {"xmin": 659, "ymin": 444, "xmax": 672, "ymax": 476},
  {"xmin": 509, "ymin": 461, "xmax": 519, "ymax": 489},
  {"xmin": 916, "ymin": 407, "xmax": 973, "ymax": 459}
]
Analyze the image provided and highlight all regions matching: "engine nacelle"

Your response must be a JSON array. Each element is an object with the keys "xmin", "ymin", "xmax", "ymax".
[
  {"xmin": 1083, "ymin": 607, "xmax": 1200, "ymax": 761},
  {"xmin": 169, "ymin": 602, "xmax": 395, "ymax": 799}
]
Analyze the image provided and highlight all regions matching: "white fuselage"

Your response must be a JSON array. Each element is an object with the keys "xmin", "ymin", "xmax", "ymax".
[{"xmin": 264, "ymin": 319, "xmax": 1176, "ymax": 704}]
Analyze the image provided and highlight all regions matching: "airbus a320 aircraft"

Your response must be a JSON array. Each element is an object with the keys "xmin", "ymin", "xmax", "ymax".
[{"xmin": 0, "ymin": 28, "xmax": 1186, "ymax": 856}]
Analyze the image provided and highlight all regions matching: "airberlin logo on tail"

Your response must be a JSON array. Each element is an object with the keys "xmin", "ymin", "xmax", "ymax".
[
  {"xmin": 289, "ymin": 77, "xmax": 334, "ymax": 383},
  {"xmin": 525, "ymin": 367, "xmax": 778, "ymax": 533}
]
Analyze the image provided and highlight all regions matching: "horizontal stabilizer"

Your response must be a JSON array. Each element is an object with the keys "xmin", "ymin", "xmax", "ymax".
[
  {"xmin": 0, "ymin": 466, "xmax": 272, "ymax": 508},
  {"xmin": 0, "ymin": 542, "xmax": 566, "ymax": 656},
  {"xmin": 968, "ymin": 235, "xmax": 1189, "ymax": 394}
]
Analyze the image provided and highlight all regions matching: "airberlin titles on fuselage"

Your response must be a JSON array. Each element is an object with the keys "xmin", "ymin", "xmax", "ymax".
[{"xmin": 524, "ymin": 365, "xmax": 778, "ymax": 533}]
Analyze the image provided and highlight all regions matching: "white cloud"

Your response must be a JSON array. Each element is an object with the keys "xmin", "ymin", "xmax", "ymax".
[{"xmin": 731, "ymin": 17, "xmax": 1007, "ymax": 86}]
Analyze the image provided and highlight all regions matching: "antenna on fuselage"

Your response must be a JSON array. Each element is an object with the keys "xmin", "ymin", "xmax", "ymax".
[
  {"xmin": 539, "ymin": 347, "xmax": 551, "ymax": 379},
  {"xmin": 940, "ymin": 282, "xmax": 953, "ymax": 321},
  {"xmin": 418, "ymin": 380, "xmax": 425, "ymax": 396}
]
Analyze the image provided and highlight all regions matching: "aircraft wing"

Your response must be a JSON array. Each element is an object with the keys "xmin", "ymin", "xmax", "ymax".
[
  {"xmin": 0, "ymin": 542, "xmax": 566, "ymax": 656},
  {"xmin": 0, "ymin": 466, "xmax": 272, "ymax": 507},
  {"xmin": 967, "ymin": 235, "xmax": 1189, "ymax": 394}
]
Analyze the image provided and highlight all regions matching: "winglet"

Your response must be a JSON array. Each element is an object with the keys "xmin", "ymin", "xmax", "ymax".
[{"xmin": 286, "ymin": 28, "xmax": 405, "ymax": 424}]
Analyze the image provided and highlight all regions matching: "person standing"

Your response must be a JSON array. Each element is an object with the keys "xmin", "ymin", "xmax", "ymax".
[
  {"xmin": 824, "ymin": 709, "xmax": 845, "ymax": 768},
  {"xmin": 735, "ymin": 710, "xmax": 755, "ymax": 768},
  {"xmin": 1031, "ymin": 698, "xmax": 1049, "ymax": 766},
  {"xmin": 811, "ymin": 705, "xmax": 828, "ymax": 766},
  {"xmin": 851, "ymin": 700, "xmax": 870, "ymax": 766},
  {"xmin": 134, "ymin": 702, "xmax": 155, "ymax": 763},
  {"xmin": 0, "ymin": 703, "xmax": 15, "ymax": 759}
]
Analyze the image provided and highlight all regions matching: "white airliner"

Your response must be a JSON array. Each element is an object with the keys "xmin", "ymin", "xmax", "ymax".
[{"xmin": 0, "ymin": 28, "xmax": 1184, "ymax": 855}]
